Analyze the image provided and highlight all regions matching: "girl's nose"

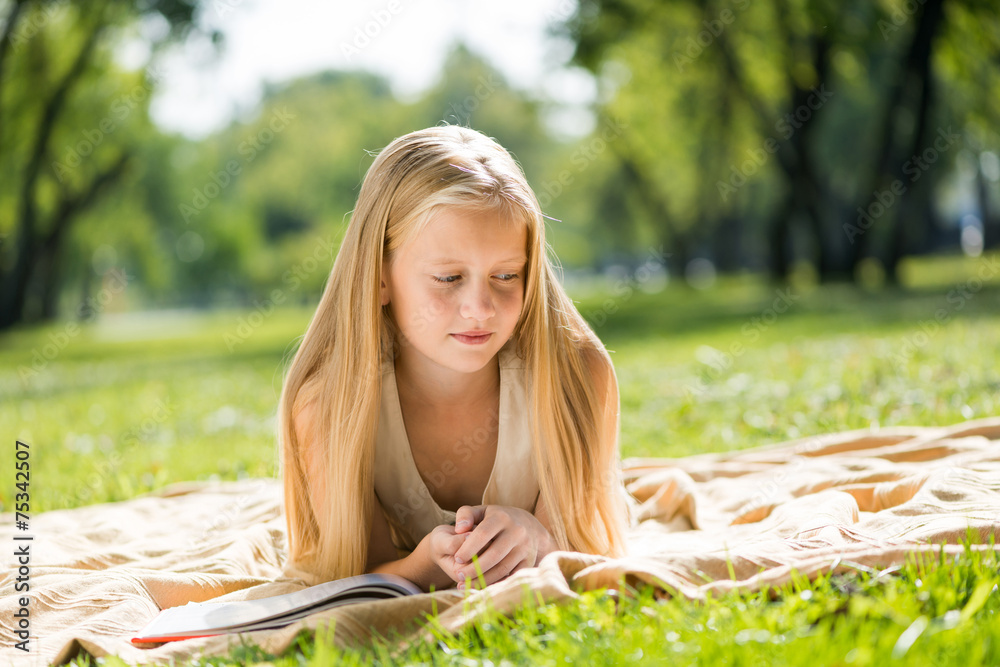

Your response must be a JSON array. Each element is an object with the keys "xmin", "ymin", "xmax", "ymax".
[{"xmin": 459, "ymin": 278, "xmax": 496, "ymax": 321}]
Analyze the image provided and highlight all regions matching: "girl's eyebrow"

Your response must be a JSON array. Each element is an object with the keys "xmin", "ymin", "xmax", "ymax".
[{"xmin": 426, "ymin": 256, "xmax": 527, "ymax": 266}]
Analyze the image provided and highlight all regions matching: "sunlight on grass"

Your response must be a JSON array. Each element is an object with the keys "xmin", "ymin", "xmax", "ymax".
[
  {"xmin": 2, "ymin": 252, "xmax": 999, "ymax": 666},
  {"xmin": 67, "ymin": 533, "xmax": 1000, "ymax": 666}
]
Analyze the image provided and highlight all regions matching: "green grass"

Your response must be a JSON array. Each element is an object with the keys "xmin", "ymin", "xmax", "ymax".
[
  {"xmin": 2, "ymin": 250, "xmax": 999, "ymax": 665},
  {"xmin": 79, "ymin": 533, "xmax": 1000, "ymax": 666}
]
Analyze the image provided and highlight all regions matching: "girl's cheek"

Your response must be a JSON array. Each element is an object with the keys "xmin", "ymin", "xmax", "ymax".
[
  {"xmin": 410, "ymin": 291, "xmax": 454, "ymax": 328},
  {"xmin": 496, "ymin": 289, "xmax": 523, "ymax": 316}
]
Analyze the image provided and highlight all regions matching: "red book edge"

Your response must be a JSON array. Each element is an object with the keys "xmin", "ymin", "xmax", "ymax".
[{"xmin": 130, "ymin": 632, "xmax": 221, "ymax": 644}]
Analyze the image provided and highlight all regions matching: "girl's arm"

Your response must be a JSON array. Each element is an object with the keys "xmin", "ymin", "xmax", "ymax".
[
  {"xmin": 365, "ymin": 508, "xmax": 473, "ymax": 592},
  {"xmin": 295, "ymin": 400, "xmax": 461, "ymax": 592}
]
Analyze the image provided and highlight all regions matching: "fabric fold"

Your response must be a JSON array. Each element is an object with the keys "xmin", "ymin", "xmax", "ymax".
[{"xmin": 2, "ymin": 416, "xmax": 999, "ymax": 666}]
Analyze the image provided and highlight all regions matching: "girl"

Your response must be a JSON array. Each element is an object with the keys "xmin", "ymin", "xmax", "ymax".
[{"xmin": 277, "ymin": 125, "xmax": 633, "ymax": 593}]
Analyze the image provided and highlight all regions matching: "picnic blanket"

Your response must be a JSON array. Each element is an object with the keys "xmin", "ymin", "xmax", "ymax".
[{"xmin": 2, "ymin": 416, "xmax": 999, "ymax": 666}]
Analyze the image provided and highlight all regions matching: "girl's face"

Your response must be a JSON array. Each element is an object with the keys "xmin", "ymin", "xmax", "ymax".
[{"xmin": 381, "ymin": 206, "xmax": 528, "ymax": 375}]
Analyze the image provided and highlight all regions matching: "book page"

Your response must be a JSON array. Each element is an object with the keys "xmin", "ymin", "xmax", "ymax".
[{"xmin": 134, "ymin": 573, "xmax": 421, "ymax": 639}]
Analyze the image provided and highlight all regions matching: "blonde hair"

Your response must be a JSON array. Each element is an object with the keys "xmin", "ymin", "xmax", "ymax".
[{"xmin": 277, "ymin": 125, "xmax": 629, "ymax": 583}]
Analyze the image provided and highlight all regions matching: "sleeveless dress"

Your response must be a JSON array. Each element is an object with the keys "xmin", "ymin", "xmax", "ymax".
[{"xmin": 373, "ymin": 339, "xmax": 541, "ymax": 553}]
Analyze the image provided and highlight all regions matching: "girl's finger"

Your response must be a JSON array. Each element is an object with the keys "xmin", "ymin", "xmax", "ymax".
[
  {"xmin": 455, "ymin": 533, "xmax": 513, "ymax": 583},
  {"xmin": 453, "ymin": 519, "xmax": 500, "ymax": 566},
  {"xmin": 454, "ymin": 505, "xmax": 486, "ymax": 533},
  {"xmin": 466, "ymin": 549, "xmax": 527, "ymax": 588},
  {"xmin": 448, "ymin": 531, "xmax": 469, "ymax": 556}
]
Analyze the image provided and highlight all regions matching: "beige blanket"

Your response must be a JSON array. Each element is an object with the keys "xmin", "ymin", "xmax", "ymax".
[{"xmin": 3, "ymin": 417, "xmax": 999, "ymax": 666}]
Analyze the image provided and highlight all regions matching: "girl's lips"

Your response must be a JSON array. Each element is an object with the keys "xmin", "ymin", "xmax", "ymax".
[{"xmin": 451, "ymin": 332, "xmax": 492, "ymax": 345}]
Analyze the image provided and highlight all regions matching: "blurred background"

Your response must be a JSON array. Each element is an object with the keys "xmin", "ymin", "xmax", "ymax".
[
  {"xmin": 2, "ymin": 0, "xmax": 1000, "ymax": 511},
  {"xmin": 2, "ymin": 0, "xmax": 998, "ymax": 327}
]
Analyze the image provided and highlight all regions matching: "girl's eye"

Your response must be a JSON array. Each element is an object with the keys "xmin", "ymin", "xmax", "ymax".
[{"xmin": 431, "ymin": 274, "xmax": 519, "ymax": 284}]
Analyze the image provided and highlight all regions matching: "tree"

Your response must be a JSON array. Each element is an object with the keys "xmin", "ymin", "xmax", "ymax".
[
  {"xmin": 559, "ymin": 0, "xmax": 1000, "ymax": 284},
  {"xmin": 0, "ymin": 0, "xmax": 212, "ymax": 331}
]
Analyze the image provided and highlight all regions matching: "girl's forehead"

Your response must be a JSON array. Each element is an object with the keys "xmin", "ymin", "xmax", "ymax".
[
  {"xmin": 424, "ymin": 204, "xmax": 524, "ymax": 229},
  {"xmin": 410, "ymin": 207, "xmax": 526, "ymax": 243},
  {"xmin": 391, "ymin": 211, "xmax": 527, "ymax": 266}
]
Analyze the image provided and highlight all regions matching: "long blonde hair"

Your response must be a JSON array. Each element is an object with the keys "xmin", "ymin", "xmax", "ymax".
[{"xmin": 277, "ymin": 125, "xmax": 629, "ymax": 584}]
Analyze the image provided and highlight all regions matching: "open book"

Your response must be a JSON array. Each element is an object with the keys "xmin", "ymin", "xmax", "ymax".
[{"xmin": 131, "ymin": 573, "xmax": 423, "ymax": 643}]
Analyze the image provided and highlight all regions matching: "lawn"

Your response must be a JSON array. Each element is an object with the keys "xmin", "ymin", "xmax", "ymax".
[{"xmin": 2, "ymin": 251, "xmax": 999, "ymax": 665}]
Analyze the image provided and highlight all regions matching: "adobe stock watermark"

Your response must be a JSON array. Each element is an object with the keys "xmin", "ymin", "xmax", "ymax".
[
  {"xmin": 740, "ymin": 421, "xmax": 839, "ymax": 518},
  {"xmin": 50, "ymin": 66, "xmax": 167, "ymax": 182},
  {"xmin": 878, "ymin": 0, "xmax": 933, "ymax": 40},
  {"xmin": 844, "ymin": 126, "xmax": 961, "ymax": 244},
  {"xmin": 186, "ymin": 478, "xmax": 273, "ymax": 548},
  {"xmin": 684, "ymin": 287, "xmax": 800, "ymax": 397},
  {"xmin": 213, "ymin": 0, "xmax": 250, "ymax": 18},
  {"xmin": 223, "ymin": 234, "xmax": 337, "ymax": 351},
  {"xmin": 717, "ymin": 85, "xmax": 834, "ymax": 201},
  {"xmin": 890, "ymin": 255, "xmax": 999, "ymax": 372},
  {"xmin": 535, "ymin": 116, "xmax": 628, "ymax": 209},
  {"xmin": 545, "ymin": 0, "xmax": 577, "ymax": 23},
  {"xmin": 386, "ymin": 257, "xmax": 518, "ymax": 363},
  {"xmin": 383, "ymin": 386, "xmax": 627, "ymax": 526},
  {"xmin": 441, "ymin": 73, "xmax": 502, "ymax": 124},
  {"xmin": 17, "ymin": 268, "xmax": 132, "ymax": 385},
  {"xmin": 57, "ymin": 398, "xmax": 174, "ymax": 507},
  {"xmin": 584, "ymin": 245, "xmax": 671, "ymax": 328},
  {"xmin": 673, "ymin": 0, "xmax": 752, "ymax": 72},
  {"xmin": 179, "ymin": 107, "xmax": 296, "ymax": 223},
  {"xmin": 391, "ymin": 405, "xmax": 502, "ymax": 523},
  {"xmin": 9, "ymin": 0, "xmax": 69, "ymax": 51},
  {"xmin": 340, "ymin": 1, "xmax": 403, "ymax": 62}
]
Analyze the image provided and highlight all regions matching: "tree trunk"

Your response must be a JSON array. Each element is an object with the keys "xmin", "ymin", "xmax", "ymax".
[
  {"xmin": 0, "ymin": 11, "xmax": 104, "ymax": 332},
  {"xmin": 849, "ymin": 0, "xmax": 946, "ymax": 280},
  {"xmin": 38, "ymin": 237, "xmax": 64, "ymax": 320},
  {"xmin": 617, "ymin": 153, "xmax": 692, "ymax": 281},
  {"xmin": 885, "ymin": 0, "xmax": 943, "ymax": 283},
  {"xmin": 768, "ymin": 192, "xmax": 795, "ymax": 282},
  {"xmin": 711, "ymin": 215, "xmax": 742, "ymax": 272},
  {"xmin": 77, "ymin": 263, "xmax": 95, "ymax": 322},
  {"xmin": 978, "ymin": 159, "xmax": 999, "ymax": 251},
  {"xmin": 0, "ymin": 228, "xmax": 37, "ymax": 329}
]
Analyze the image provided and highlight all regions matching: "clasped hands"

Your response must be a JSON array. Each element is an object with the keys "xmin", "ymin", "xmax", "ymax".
[{"xmin": 427, "ymin": 504, "xmax": 554, "ymax": 590}]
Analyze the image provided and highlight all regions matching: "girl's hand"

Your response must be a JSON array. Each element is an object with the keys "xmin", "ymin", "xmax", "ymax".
[
  {"xmin": 450, "ymin": 505, "xmax": 555, "ymax": 588},
  {"xmin": 425, "ymin": 524, "xmax": 470, "ymax": 588}
]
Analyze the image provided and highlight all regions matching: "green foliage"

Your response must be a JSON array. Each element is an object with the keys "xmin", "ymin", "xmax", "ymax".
[
  {"xmin": 120, "ymin": 48, "xmax": 584, "ymax": 308},
  {"xmin": 0, "ymin": 0, "xmax": 211, "ymax": 328},
  {"xmin": 5, "ymin": 0, "xmax": 1000, "ymax": 327},
  {"xmin": 559, "ymin": 0, "xmax": 1000, "ymax": 280},
  {"xmin": 2, "ymin": 10, "xmax": 610, "ymax": 323}
]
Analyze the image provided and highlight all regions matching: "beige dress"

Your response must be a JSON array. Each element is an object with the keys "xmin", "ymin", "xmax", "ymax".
[{"xmin": 373, "ymin": 339, "xmax": 541, "ymax": 553}]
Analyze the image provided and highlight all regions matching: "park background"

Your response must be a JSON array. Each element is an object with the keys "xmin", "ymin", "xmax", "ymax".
[{"xmin": 1, "ymin": 1, "xmax": 999, "ymax": 663}]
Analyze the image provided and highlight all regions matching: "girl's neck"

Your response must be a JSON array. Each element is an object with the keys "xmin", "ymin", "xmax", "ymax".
[{"xmin": 393, "ymin": 351, "xmax": 500, "ymax": 412}]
